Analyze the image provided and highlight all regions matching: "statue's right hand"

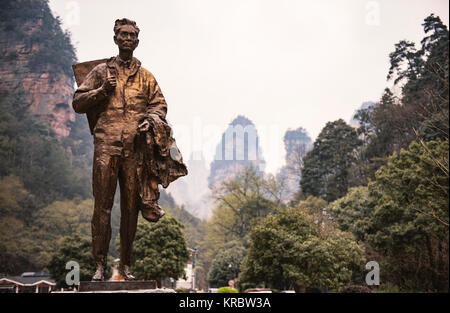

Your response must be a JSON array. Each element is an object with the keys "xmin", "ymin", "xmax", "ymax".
[
  {"xmin": 101, "ymin": 76, "xmax": 116, "ymax": 94},
  {"xmin": 137, "ymin": 119, "xmax": 150, "ymax": 133}
]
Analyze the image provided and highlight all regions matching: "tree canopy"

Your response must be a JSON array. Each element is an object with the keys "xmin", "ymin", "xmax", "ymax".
[
  {"xmin": 300, "ymin": 119, "xmax": 362, "ymax": 202},
  {"xmin": 239, "ymin": 201, "xmax": 364, "ymax": 292},
  {"xmin": 131, "ymin": 217, "xmax": 190, "ymax": 286},
  {"xmin": 207, "ymin": 241, "xmax": 246, "ymax": 288}
]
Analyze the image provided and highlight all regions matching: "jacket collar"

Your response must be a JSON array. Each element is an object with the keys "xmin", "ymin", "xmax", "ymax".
[{"xmin": 106, "ymin": 56, "xmax": 141, "ymax": 77}]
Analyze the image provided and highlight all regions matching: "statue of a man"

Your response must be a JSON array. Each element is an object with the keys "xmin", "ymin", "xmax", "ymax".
[{"xmin": 72, "ymin": 18, "xmax": 187, "ymax": 281}]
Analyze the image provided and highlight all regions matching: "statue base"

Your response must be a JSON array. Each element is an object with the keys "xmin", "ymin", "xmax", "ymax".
[{"xmin": 78, "ymin": 281, "xmax": 159, "ymax": 292}]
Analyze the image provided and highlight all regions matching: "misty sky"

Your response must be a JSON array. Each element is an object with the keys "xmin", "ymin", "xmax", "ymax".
[{"xmin": 49, "ymin": 0, "xmax": 449, "ymax": 174}]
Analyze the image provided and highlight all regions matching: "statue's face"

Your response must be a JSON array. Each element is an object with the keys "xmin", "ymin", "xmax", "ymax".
[{"xmin": 114, "ymin": 25, "xmax": 139, "ymax": 51}]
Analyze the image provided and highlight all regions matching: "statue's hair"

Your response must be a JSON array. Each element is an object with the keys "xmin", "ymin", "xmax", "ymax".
[{"xmin": 114, "ymin": 18, "xmax": 140, "ymax": 36}]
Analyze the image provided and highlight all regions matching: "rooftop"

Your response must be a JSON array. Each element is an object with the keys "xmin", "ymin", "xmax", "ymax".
[{"xmin": 0, "ymin": 272, "xmax": 55, "ymax": 286}]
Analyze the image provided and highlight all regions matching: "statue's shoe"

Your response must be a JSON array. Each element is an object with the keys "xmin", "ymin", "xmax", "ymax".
[
  {"xmin": 119, "ymin": 265, "xmax": 135, "ymax": 281},
  {"xmin": 92, "ymin": 264, "xmax": 104, "ymax": 281}
]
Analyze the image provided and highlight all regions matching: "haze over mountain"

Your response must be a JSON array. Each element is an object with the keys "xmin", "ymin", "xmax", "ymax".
[
  {"xmin": 208, "ymin": 115, "xmax": 266, "ymax": 189},
  {"xmin": 168, "ymin": 115, "xmax": 267, "ymax": 220},
  {"xmin": 276, "ymin": 127, "xmax": 312, "ymax": 203}
]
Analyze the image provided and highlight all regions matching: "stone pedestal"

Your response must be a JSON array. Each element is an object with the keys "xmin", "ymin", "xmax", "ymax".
[{"xmin": 79, "ymin": 281, "xmax": 157, "ymax": 292}]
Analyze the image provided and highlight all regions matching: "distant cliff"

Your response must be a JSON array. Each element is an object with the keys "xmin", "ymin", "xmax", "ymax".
[
  {"xmin": 208, "ymin": 115, "xmax": 266, "ymax": 189},
  {"xmin": 0, "ymin": 0, "xmax": 77, "ymax": 138},
  {"xmin": 276, "ymin": 127, "xmax": 312, "ymax": 203}
]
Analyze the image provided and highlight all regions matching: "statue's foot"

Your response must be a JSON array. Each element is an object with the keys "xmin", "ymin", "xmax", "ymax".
[
  {"xmin": 119, "ymin": 265, "xmax": 135, "ymax": 281},
  {"xmin": 92, "ymin": 263, "xmax": 104, "ymax": 281},
  {"xmin": 141, "ymin": 201, "xmax": 165, "ymax": 223}
]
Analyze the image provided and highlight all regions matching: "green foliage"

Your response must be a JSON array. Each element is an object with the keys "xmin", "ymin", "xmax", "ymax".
[
  {"xmin": 217, "ymin": 287, "xmax": 238, "ymax": 293},
  {"xmin": 32, "ymin": 198, "xmax": 93, "ymax": 265},
  {"xmin": 47, "ymin": 235, "xmax": 110, "ymax": 289},
  {"xmin": 0, "ymin": 196, "xmax": 94, "ymax": 274},
  {"xmin": 0, "ymin": 216, "xmax": 36, "ymax": 274},
  {"xmin": 198, "ymin": 167, "xmax": 282, "ymax": 288},
  {"xmin": 353, "ymin": 89, "xmax": 405, "ymax": 181},
  {"xmin": 296, "ymin": 195, "xmax": 328, "ymax": 217},
  {"xmin": 212, "ymin": 167, "xmax": 282, "ymax": 240},
  {"xmin": 365, "ymin": 140, "xmax": 449, "ymax": 291},
  {"xmin": 0, "ymin": 90, "xmax": 90, "ymax": 207},
  {"xmin": 387, "ymin": 40, "xmax": 424, "ymax": 85},
  {"xmin": 239, "ymin": 205, "xmax": 365, "ymax": 292},
  {"xmin": 207, "ymin": 241, "xmax": 246, "ymax": 288},
  {"xmin": 329, "ymin": 187, "xmax": 372, "ymax": 241},
  {"xmin": 0, "ymin": 175, "xmax": 40, "ymax": 273},
  {"xmin": 354, "ymin": 14, "xmax": 449, "ymax": 182},
  {"xmin": 328, "ymin": 17, "xmax": 449, "ymax": 292},
  {"xmin": 300, "ymin": 119, "xmax": 362, "ymax": 202},
  {"xmin": 132, "ymin": 217, "xmax": 190, "ymax": 284},
  {"xmin": 0, "ymin": 174, "xmax": 36, "ymax": 220},
  {"xmin": 175, "ymin": 287, "xmax": 189, "ymax": 293},
  {"xmin": 329, "ymin": 140, "xmax": 449, "ymax": 292}
]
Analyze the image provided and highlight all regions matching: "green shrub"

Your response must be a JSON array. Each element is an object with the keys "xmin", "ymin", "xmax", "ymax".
[{"xmin": 217, "ymin": 287, "xmax": 238, "ymax": 293}]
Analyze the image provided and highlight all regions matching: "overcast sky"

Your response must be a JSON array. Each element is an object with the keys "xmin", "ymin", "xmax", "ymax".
[{"xmin": 49, "ymin": 0, "xmax": 449, "ymax": 174}]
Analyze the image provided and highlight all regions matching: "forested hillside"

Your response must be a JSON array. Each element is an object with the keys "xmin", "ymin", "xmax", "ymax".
[{"xmin": 0, "ymin": 0, "xmax": 91, "ymax": 273}]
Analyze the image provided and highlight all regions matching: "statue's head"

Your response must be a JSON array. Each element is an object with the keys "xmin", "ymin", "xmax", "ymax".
[{"xmin": 114, "ymin": 18, "xmax": 140, "ymax": 52}]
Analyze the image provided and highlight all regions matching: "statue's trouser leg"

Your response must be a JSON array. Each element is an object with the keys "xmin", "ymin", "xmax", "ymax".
[
  {"xmin": 118, "ymin": 152, "xmax": 139, "ymax": 267},
  {"xmin": 92, "ymin": 150, "xmax": 120, "ymax": 265}
]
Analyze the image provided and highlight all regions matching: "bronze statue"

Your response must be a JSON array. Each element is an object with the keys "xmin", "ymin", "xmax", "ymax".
[{"xmin": 72, "ymin": 18, "xmax": 187, "ymax": 281}]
